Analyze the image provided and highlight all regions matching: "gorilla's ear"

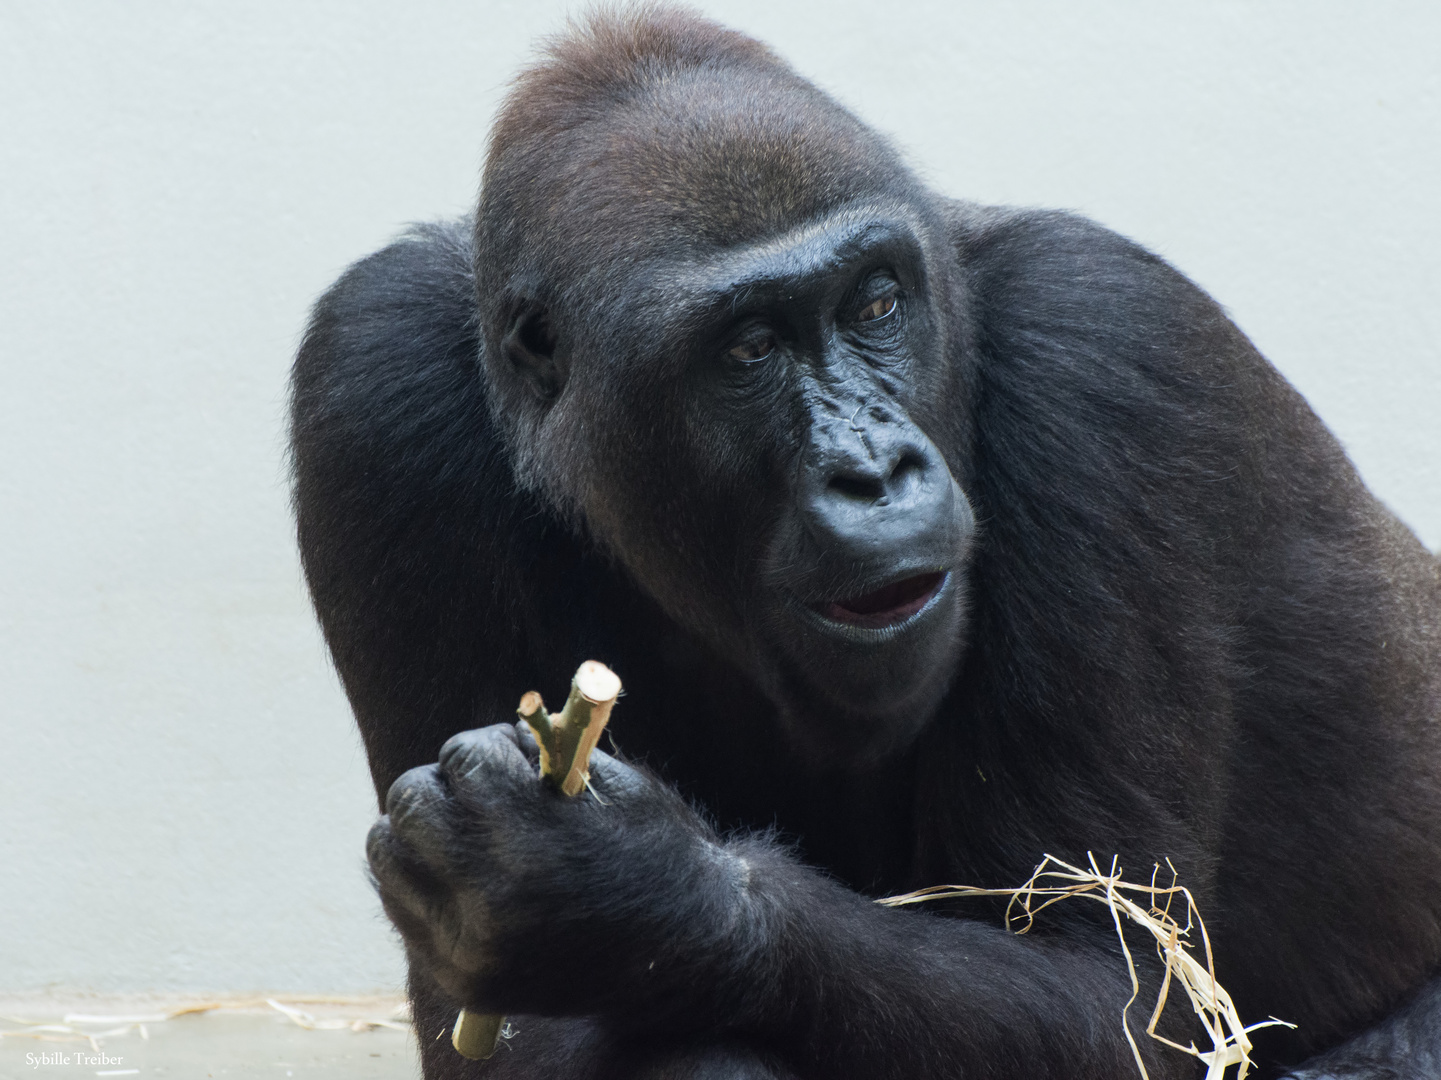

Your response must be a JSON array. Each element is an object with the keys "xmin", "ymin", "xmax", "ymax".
[{"xmin": 502, "ymin": 304, "xmax": 563, "ymax": 400}]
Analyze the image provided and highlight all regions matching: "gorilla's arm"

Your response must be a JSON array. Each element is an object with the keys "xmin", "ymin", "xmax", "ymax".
[
  {"xmin": 292, "ymin": 221, "xmax": 555, "ymax": 801},
  {"xmin": 370, "ymin": 724, "xmax": 1166, "ymax": 1080}
]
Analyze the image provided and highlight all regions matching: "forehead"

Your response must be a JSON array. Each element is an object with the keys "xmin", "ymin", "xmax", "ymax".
[{"xmin": 560, "ymin": 68, "xmax": 911, "ymax": 252}]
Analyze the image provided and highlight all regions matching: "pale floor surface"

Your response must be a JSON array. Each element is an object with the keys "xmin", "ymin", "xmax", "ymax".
[{"xmin": 0, "ymin": 1003, "xmax": 418, "ymax": 1080}]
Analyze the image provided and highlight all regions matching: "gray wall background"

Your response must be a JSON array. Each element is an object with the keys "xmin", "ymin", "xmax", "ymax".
[{"xmin": 2, "ymin": 1, "xmax": 1437, "ymax": 995}]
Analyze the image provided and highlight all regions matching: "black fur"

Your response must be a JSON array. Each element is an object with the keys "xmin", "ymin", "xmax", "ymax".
[{"xmin": 290, "ymin": 9, "xmax": 1441, "ymax": 1079}]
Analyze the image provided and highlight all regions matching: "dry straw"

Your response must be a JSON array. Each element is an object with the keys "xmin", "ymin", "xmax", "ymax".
[
  {"xmin": 879, "ymin": 853, "xmax": 1293, "ymax": 1080},
  {"xmin": 0, "ymin": 998, "xmax": 410, "ymax": 1052}
]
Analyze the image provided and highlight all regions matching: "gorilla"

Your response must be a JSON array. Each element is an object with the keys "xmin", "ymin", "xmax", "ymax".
[{"xmin": 289, "ymin": 8, "xmax": 1441, "ymax": 1079}]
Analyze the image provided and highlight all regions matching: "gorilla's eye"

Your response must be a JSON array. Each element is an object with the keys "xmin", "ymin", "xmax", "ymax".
[
  {"xmin": 859, "ymin": 292, "xmax": 898, "ymax": 323},
  {"xmin": 728, "ymin": 334, "xmax": 776, "ymax": 364}
]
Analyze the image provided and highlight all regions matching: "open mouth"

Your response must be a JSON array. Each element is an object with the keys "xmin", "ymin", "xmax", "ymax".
[{"xmin": 815, "ymin": 571, "xmax": 947, "ymax": 629}]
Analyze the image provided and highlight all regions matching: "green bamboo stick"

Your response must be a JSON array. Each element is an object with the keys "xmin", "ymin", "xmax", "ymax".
[{"xmin": 451, "ymin": 660, "xmax": 623, "ymax": 1060}]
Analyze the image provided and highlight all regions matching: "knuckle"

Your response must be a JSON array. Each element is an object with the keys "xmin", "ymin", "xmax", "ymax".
[
  {"xmin": 439, "ymin": 724, "xmax": 529, "ymax": 788},
  {"xmin": 386, "ymin": 765, "xmax": 449, "ymax": 831}
]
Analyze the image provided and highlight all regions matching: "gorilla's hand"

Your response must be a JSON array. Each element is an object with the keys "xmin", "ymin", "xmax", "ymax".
[{"xmin": 366, "ymin": 723, "xmax": 766, "ymax": 1021}]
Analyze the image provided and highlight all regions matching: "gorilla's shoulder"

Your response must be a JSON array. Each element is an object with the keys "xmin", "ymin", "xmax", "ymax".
[
  {"xmin": 945, "ymin": 201, "xmax": 1231, "ymax": 350},
  {"xmin": 294, "ymin": 219, "xmax": 479, "ymax": 410},
  {"xmin": 290, "ymin": 220, "xmax": 529, "ymax": 582},
  {"xmin": 941, "ymin": 200, "xmax": 1287, "ymax": 551},
  {"xmin": 292, "ymin": 218, "xmax": 492, "ymax": 474}
]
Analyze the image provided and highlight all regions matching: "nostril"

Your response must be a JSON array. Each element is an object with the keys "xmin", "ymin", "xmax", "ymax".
[
  {"xmin": 887, "ymin": 452, "xmax": 927, "ymax": 493},
  {"xmin": 828, "ymin": 473, "xmax": 886, "ymax": 501},
  {"xmin": 827, "ymin": 451, "xmax": 927, "ymax": 503},
  {"xmin": 890, "ymin": 451, "xmax": 926, "ymax": 481}
]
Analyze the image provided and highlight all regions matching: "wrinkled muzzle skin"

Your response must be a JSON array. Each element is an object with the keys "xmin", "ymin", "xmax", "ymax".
[{"xmin": 759, "ymin": 388, "xmax": 976, "ymax": 766}]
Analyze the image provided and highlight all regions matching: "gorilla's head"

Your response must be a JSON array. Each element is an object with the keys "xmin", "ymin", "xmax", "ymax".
[{"xmin": 473, "ymin": 9, "xmax": 978, "ymax": 768}]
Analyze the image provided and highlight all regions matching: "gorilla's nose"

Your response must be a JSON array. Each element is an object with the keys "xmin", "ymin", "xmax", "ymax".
[
  {"xmin": 825, "ymin": 442, "xmax": 927, "ymax": 505},
  {"xmin": 799, "ymin": 413, "xmax": 970, "ymax": 569}
]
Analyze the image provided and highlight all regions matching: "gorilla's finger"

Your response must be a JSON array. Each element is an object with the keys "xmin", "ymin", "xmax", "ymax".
[
  {"xmin": 370, "ymin": 822, "xmax": 480, "ymax": 980},
  {"xmin": 584, "ymin": 746, "xmax": 651, "ymax": 801},
  {"xmin": 438, "ymin": 724, "xmax": 533, "ymax": 796},
  {"xmin": 384, "ymin": 764, "xmax": 455, "ymax": 868},
  {"xmin": 366, "ymin": 816, "xmax": 446, "ymax": 924}
]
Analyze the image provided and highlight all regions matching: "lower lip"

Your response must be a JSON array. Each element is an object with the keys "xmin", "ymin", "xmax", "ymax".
[{"xmin": 813, "ymin": 571, "xmax": 948, "ymax": 630}]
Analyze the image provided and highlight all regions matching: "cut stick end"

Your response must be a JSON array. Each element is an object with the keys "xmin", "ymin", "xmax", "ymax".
[
  {"xmin": 517, "ymin": 690, "xmax": 545, "ymax": 717},
  {"xmin": 575, "ymin": 660, "xmax": 622, "ymax": 704},
  {"xmin": 451, "ymin": 1008, "xmax": 504, "ymax": 1060}
]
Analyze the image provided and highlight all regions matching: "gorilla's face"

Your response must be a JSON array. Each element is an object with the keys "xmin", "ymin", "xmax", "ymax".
[
  {"xmin": 681, "ymin": 205, "xmax": 975, "ymax": 767},
  {"xmin": 495, "ymin": 200, "xmax": 976, "ymax": 769},
  {"xmin": 477, "ymin": 58, "xmax": 980, "ymax": 768}
]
